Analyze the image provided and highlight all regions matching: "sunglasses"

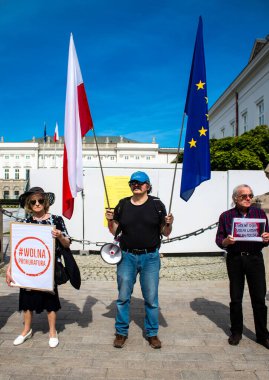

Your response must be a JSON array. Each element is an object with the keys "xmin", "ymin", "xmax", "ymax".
[
  {"xmin": 238, "ymin": 193, "xmax": 254, "ymax": 200},
  {"xmin": 30, "ymin": 198, "xmax": 45, "ymax": 206},
  {"xmin": 129, "ymin": 180, "xmax": 147, "ymax": 186}
]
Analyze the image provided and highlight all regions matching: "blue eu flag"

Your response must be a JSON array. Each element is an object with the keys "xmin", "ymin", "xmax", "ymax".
[{"xmin": 180, "ymin": 16, "xmax": 210, "ymax": 202}]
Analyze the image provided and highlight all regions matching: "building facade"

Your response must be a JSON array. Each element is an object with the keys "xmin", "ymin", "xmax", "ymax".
[
  {"xmin": 209, "ymin": 36, "xmax": 269, "ymax": 139},
  {"xmin": 0, "ymin": 136, "xmax": 178, "ymax": 199}
]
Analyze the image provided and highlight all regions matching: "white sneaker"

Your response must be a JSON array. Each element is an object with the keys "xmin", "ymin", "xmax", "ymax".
[
  {"xmin": 13, "ymin": 329, "xmax": 32, "ymax": 346},
  {"xmin": 49, "ymin": 332, "xmax": 59, "ymax": 348}
]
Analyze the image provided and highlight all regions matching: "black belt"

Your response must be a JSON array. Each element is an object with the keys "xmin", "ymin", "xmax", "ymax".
[
  {"xmin": 124, "ymin": 248, "xmax": 157, "ymax": 254},
  {"xmin": 229, "ymin": 251, "xmax": 260, "ymax": 256}
]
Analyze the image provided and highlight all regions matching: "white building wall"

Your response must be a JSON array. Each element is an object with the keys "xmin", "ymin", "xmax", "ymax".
[
  {"xmin": 238, "ymin": 63, "xmax": 269, "ymax": 134},
  {"xmin": 210, "ymin": 96, "xmax": 235, "ymax": 139},
  {"xmin": 0, "ymin": 143, "xmax": 39, "ymax": 180},
  {"xmin": 209, "ymin": 42, "xmax": 269, "ymax": 139}
]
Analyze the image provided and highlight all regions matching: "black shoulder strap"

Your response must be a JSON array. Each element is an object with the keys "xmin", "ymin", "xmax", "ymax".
[
  {"xmin": 149, "ymin": 195, "xmax": 165, "ymax": 224},
  {"xmin": 114, "ymin": 197, "xmax": 131, "ymax": 238},
  {"xmin": 117, "ymin": 197, "xmax": 131, "ymax": 218}
]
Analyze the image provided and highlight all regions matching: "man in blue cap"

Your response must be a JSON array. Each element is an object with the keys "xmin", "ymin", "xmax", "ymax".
[{"xmin": 105, "ymin": 171, "xmax": 174, "ymax": 349}]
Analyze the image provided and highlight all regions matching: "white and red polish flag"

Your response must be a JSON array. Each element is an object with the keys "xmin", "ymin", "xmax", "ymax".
[
  {"xmin": 53, "ymin": 122, "xmax": 59, "ymax": 142},
  {"xmin": 63, "ymin": 34, "xmax": 93, "ymax": 219}
]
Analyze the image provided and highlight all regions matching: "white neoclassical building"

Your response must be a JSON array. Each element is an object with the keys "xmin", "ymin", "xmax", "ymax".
[
  {"xmin": 0, "ymin": 136, "xmax": 178, "ymax": 199},
  {"xmin": 209, "ymin": 35, "xmax": 269, "ymax": 139}
]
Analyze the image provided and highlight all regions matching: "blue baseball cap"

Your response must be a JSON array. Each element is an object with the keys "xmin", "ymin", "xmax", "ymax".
[{"xmin": 129, "ymin": 171, "xmax": 150, "ymax": 184}]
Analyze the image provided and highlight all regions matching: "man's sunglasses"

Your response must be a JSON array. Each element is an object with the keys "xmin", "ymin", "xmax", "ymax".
[
  {"xmin": 238, "ymin": 193, "xmax": 254, "ymax": 200},
  {"xmin": 30, "ymin": 199, "xmax": 45, "ymax": 206},
  {"xmin": 128, "ymin": 180, "xmax": 147, "ymax": 186}
]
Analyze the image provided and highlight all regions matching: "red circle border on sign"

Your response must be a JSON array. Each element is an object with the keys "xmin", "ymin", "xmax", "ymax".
[{"xmin": 14, "ymin": 236, "xmax": 51, "ymax": 277}]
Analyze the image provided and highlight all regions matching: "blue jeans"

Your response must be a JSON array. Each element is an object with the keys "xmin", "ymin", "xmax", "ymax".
[{"xmin": 115, "ymin": 250, "xmax": 160, "ymax": 337}]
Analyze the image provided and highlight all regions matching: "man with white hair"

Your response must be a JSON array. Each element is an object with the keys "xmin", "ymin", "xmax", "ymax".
[{"xmin": 216, "ymin": 184, "xmax": 269, "ymax": 349}]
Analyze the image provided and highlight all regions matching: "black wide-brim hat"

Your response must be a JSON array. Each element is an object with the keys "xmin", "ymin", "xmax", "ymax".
[{"xmin": 19, "ymin": 187, "xmax": 55, "ymax": 208}]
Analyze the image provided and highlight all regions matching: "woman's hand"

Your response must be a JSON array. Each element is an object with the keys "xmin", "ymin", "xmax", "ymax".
[
  {"xmin": 6, "ymin": 265, "xmax": 15, "ymax": 287},
  {"xmin": 52, "ymin": 229, "xmax": 63, "ymax": 239},
  {"xmin": 52, "ymin": 229, "xmax": 71, "ymax": 248}
]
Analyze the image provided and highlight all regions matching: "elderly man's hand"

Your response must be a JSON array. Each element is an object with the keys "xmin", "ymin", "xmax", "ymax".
[
  {"xmin": 222, "ymin": 235, "xmax": 235, "ymax": 247},
  {"xmin": 262, "ymin": 232, "xmax": 269, "ymax": 243}
]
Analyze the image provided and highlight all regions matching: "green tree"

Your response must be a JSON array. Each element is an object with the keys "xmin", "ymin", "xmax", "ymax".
[
  {"xmin": 210, "ymin": 125, "xmax": 269, "ymax": 170},
  {"xmin": 173, "ymin": 125, "xmax": 269, "ymax": 170}
]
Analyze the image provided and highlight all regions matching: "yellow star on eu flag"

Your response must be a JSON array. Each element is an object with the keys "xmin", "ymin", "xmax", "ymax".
[
  {"xmin": 205, "ymin": 113, "xmax": 209, "ymax": 121},
  {"xmin": 199, "ymin": 126, "xmax": 207, "ymax": 136},
  {"xmin": 195, "ymin": 80, "xmax": 205, "ymax": 90},
  {"xmin": 188, "ymin": 138, "xmax": 197, "ymax": 148}
]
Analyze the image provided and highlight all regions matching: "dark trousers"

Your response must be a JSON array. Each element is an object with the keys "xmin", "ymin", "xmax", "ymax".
[{"xmin": 226, "ymin": 253, "xmax": 269, "ymax": 340}]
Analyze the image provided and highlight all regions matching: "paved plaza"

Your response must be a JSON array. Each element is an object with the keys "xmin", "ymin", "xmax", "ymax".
[{"xmin": 0, "ymin": 255, "xmax": 269, "ymax": 379}]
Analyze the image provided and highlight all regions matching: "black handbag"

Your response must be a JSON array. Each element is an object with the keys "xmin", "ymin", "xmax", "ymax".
[
  {"xmin": 55, "ymin": 245, "xmax": 81, "ymax": 289},
  {"xmin": 54, "ymin": 260, "xmax": 69, "ymax": 285}
]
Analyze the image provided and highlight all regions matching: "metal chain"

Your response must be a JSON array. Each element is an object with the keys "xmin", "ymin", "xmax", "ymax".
[
  {"xmin": 1, "ymin": 209, "xmax": 26, "ymax": 223},
  {"xmin": 161, "ymin": 222, "xmax": 219, "ymax": 244},
  {"xmin": 1, "ymin": 208, "xmax": 218, "ymax": 246}
]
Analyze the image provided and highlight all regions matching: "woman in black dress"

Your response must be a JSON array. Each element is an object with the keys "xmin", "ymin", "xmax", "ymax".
[{"xmin": 6, "ymin": 187, "xmax": 71, "ymax": 348}]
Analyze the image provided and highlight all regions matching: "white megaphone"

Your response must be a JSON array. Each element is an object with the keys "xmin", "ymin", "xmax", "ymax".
[{"xmin": 100, "ymin": 239, "xmax": 122, "ymax": 265}]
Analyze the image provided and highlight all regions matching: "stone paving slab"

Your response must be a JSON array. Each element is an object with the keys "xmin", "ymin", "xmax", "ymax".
[
  {"xmin": 0, "ymin": 255, "xmax": 269, "ymax": 380},
  {"xmin": 1, "ymin": 266, "xmax": 269, "ymax": 379},
  {"xmin": 0, "ymin": 254, "xmax": 228, "ymax": 281}
]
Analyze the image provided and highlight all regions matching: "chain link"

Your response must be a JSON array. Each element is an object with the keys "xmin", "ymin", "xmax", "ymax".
[
  {"xmin": 1, "ymin": 208, "xmax": 218, "ymax": 246},
  {"xmin": 162, "ymin": 222, "xmax": 219, "ymax": 244},
  {"xmin": 1, "ymin": 209, "xmax": 26, "ymax": 223}
]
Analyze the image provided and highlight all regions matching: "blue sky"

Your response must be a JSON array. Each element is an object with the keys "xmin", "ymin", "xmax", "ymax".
[{"xmin": 0, "ymin": 0, "xmax": 268, "ymax": 147}]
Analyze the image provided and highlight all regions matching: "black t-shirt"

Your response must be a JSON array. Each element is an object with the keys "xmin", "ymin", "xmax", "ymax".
[{"xmin": 113, "ymin": 196, "xmax": 166, "ymax": 249}]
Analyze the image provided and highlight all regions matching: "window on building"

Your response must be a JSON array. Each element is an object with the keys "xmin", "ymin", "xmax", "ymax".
[
  {"xmin": 110, "ymin": 156, "xmax": 115, "ymax": 160},
  {"xmin": 135, "ymin": 156, "xmax": 139, "ymax": 160},
  {"xmin": 4, "ymin": 155, "xmax": 9, "ymax": 159},
  {"xmin": 124, "ymin": 156, "xmax": 129, "ymax": 160},
  {"xmin": 242, "ymin": 111, "xmax": 248, "ymax": 133},
  {"xmin": 230, "ymin": 121, "xmax": 235, "ymax": 137},
  {"xmin": 3, "ymin": 190, "xmax": 9, "ymax": 199},
  {"xmin": 257, "ymin": 100, "xmax": 264, "ymax": 125},
  {"xmin": 4, "ymin": 169, "xmax": 9, "ymax": 179},
  {"xmin": 15, "ymin": 169, "xmax": 19, "ymax": 179},
  {"xmin": 221, "ymin": 128, "xmax": 225, "ymax": 138},
  {"xmin": 15, "ymin": 155, "xmax": 20, "ymax": 159},
  {"xmin": 146, "ymin": 156, "xmax": 151, "ymax": 160},
  {"xmin": 14, "ymin": 190, "xmax": 20, "ymax": 199},
  {"xmin": 25, "ymin": 155, "xmax": 30, "ymax": 159}
]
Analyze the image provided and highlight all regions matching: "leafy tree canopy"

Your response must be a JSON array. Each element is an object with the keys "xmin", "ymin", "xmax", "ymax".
[
  {"xmin": 210, "ymin": 125, "xmax": 269, "ymax": 170},
  {"xmin": 175, "ymin": 125, "xmax": 269, "ymax": 170}
]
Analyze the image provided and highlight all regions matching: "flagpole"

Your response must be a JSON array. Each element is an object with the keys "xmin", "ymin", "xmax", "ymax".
[
  {"xmin": 91, "ymin": 127, "xmax": 111, "ymax": 209},
  {"xmin": 168, "ymin": 112, "xmax": 186, "ymax": 214},
  {"xmin": 54, "ymin": 142, "xmax": 57, "ymax": 168},
  {"xmin": 82, "ymin": 189, "xmax": 85, "ymax": 250}
]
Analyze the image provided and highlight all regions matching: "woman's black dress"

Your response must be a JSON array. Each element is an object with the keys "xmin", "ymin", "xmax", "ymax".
[{"xmin": 19, "ymin": 214, "xmax": 69, "ymax": 314}]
